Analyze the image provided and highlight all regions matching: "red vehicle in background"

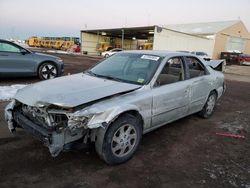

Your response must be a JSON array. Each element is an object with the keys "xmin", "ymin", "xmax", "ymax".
[
  {"xmin": 67, "ymin": 44, "xmax": 81, "ymax": 53},
  {"xmin": 221, "ymin": 52, "xmax": 250, "ymax": 66},
  {"xmin": 73, "ymin": 45, "xmax": 81, "ymax": 53},
  {"xmin": 239, "ymin": 54, "xmax": 250, "ymax": 65}
]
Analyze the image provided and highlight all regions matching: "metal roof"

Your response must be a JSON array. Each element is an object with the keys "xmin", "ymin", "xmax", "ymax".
[
  {"xmin": 165, "ymin": 20, "xmax": 240, "ymax": 35},
  {"xmin": 81, "ymin": 26, "xmax": 156, "ymax": 40}
]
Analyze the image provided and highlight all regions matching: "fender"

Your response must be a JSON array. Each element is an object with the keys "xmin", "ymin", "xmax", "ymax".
[{"xmin": 85, "ymin": 103, "xmax": 144, "ymax": 129}]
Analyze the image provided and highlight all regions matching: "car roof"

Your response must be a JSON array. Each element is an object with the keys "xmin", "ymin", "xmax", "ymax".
[
  {"xmin": 120, "ymin": 50, "xmax": 193, "ymax": 58},
  {"xmin": 0, "ymin": 39, "xmax": 12, "ymax": 43},
  {"xmin": 0, "ymin": 39, "xmax": 32, "ymax": 52},
  {"xmin": 0, "ymin": 39, "xmax": 19, "ymax": 45}
]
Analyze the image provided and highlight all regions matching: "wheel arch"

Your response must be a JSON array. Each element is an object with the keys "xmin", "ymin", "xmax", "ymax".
[
  {"xmin": 204, "ymin": 89, "xmax": 218, "ymax": 102},
  {"xmin": 113, "ymin": 110, "xmax": 144, "ymax": 131},
  {"xmin": 210, "ymin": 89, "xmax": 218, "ymax": 99}
]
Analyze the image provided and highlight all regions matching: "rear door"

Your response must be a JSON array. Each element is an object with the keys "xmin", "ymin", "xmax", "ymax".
[
  {"xmin": 151, "ymin": 57, "xmax": 190, "ymax": 127},
  {"xmin": 0, "ymin": 41, "xmax": 35, "ymax": 76},
  {"xmin": 184, "ymin": 56, "xmax": 211, "ymax": 114}
]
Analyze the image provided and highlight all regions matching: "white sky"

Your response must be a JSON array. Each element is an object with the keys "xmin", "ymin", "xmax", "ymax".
[{"xmin": 0, "ymin": 0, "xmax": 249, "ymax": 39}]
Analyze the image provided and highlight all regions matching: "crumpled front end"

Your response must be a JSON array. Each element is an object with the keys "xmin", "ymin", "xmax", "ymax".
[
  {"xmin": 4, "ymin": 99, "xmax": 116, "ymax": 157},
  {"xmin": 5, "ymin": 99, "xmax": 16, "ymax": 132}
]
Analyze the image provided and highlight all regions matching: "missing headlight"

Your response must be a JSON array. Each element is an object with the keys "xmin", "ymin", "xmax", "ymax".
[{"xmin": 67, "ymin": 116, "xmax": 88, "ymax": 130}]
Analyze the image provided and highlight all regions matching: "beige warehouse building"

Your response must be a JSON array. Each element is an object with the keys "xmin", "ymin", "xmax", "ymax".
[
  {"xmin": 80, "ymin": 20, "xmax": 250, "ymax": 59},
  {"xmin": 167, "ymin": 20, "xmax": 250, "ymax": 59}
]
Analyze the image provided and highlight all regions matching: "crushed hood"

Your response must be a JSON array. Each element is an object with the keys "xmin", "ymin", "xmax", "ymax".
[{"xmin": 14, "ymin": 73, "xmax": 141, "ymax": 108}]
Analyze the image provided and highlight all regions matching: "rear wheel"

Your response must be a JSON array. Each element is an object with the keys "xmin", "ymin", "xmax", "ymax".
[
  {"xmin": 95, "ymin": 113, "xmax": 142, "ymax": 165},
  {"xmin": 104, "ymin": 54, "xmax": 109, "ymax": 58},
  {"xmin": 38, "ymin": 62, "xmax": 58, "ymax": 80},
  {"xmin": 199, "ymin": 91, "xmax": 217, "ymax": 118}
]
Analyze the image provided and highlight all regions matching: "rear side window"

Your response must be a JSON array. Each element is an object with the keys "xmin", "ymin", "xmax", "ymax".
[
  {"xmin": 186, "ymin": 57, "xmax": 206, "ymax": 78},
  {"xmin": 0, "ymin": 42, "xmax": 21, "ymax": 53}
]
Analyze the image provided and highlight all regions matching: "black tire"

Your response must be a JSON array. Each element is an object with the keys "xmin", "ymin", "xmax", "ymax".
[
  {"xmin": 104, "ymin": 54, "xmax": 109, "ymax": 58},
  {"xmin": 199, "ymin": 91, "xmax": 217, "ymax": 118},
  {"xmin": 38, "ymin": 62, "xmax": 58, "ymax": 80},
  {"xmin": 95, "ymin": 113, "xmax": 142, "ymax": 165}
]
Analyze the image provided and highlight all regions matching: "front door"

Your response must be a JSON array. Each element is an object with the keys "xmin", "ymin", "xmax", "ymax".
[{"xmin": 151, "ymin": 57, "xmax": 190, "ymax": 127}]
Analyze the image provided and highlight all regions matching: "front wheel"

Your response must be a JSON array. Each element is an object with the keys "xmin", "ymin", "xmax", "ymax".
[
  {"xmin": 95, "ymin": 113, "xmax": 142, "ymax": 165},
  {"xmin": 38, "ymin": 62, "xmax": 58, "ymax": 80},
  {"xmin": 199, "ymin": 91, "xmax": 217, "ymax": 118}
]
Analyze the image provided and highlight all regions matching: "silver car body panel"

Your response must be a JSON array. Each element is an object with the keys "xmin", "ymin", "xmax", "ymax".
[{"xmin": 5, "ymin": 51, "xmax": 225, "ymax": 156}]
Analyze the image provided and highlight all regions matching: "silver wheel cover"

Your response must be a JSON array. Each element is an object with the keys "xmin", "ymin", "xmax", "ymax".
[
  {"xmin": 206, "ymin": 94, "xmax": 216, "ymax": 114},
  {"xmin": 111, "ymin": 124, "xmax": 137, "ymax": 157}
]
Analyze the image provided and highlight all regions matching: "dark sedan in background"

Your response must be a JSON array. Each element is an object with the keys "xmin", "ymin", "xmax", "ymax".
[{"xmin": 0, "ymin": 39, "xmax": 64, "ymax": 80}]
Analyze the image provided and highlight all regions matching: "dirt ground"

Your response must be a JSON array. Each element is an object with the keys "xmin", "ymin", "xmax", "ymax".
[
  {"xmin": 0, "ymin": 54, "xmax": 250, "ymax": 188},
  {"xmin": 225, "ymin": 65, "xmax": 250, "ymax": 83}
]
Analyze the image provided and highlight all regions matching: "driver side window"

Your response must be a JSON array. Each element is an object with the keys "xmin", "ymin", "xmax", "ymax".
[
  {"xmin": 0, "ymin": 42, "xmax": 21, "ymax": 53},
  {"xmin": 156, "ymin": 57, "xmax": 185, "ymax": 86}
]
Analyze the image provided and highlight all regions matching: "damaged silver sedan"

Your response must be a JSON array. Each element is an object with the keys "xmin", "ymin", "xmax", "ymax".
[{"xmin": 5, "ymin": 51, "xmax": 225, "ymax": 165}]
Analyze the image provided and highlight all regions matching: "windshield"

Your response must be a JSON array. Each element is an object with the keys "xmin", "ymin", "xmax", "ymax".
[{"xmin": 89, "ymin": 53, "xmax": 163, "ymax": 85}]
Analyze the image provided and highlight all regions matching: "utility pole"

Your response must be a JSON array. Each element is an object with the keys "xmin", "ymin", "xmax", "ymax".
[{"xmin": 121, "ymin": 29, "xmax": 124, "ymax": 49}]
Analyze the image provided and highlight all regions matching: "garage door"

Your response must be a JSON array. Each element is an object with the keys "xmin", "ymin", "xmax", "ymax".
[{"xmin": 226, "ymin": 36, "xmax": 246, "ymax": 52}]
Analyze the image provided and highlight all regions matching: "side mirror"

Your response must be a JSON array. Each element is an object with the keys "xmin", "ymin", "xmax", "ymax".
[{"xmin": 20, "ymin": 49, "xmax": 28, "ymax": 55}]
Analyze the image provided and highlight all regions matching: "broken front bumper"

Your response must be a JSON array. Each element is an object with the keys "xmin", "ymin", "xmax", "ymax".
[
  {"xmin": 13, "ymin": 111, "xmax": 52, "ymax": 145},
  {"xmin": 8, "ymin": 108, "xmax": 85, "ymax": 157}
]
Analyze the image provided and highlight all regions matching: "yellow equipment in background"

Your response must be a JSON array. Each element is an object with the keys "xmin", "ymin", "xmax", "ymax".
[
  {"xmin": 96, "ymin": 42, "xmax": 112, "ymax": 53},
  {"xmin": 142, "ymin": 43, "xmax": 153, "ymax": 50},
  {"xmin": 25, "ymin": 37, "xmax": 40, "ymax": 47},
  {"xmin": 26, "ymin": 37, "xmax": 79, "ymax": 51},
  {"xmin": 52, "ymin": 40, "xmax": 64, "ymax": 49},
  {"xmin": 61, "ymin": 41, "xmax": 75, "ymax": 51}
]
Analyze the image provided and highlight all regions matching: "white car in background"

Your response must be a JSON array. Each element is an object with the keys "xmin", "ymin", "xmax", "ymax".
[
  {"xmin": 191, "ymin": 51, "xmax": 211, "ymax": 61},
  {"xmin": 101, "ymin": 48, "xmax": 123, "ymax": 58}
]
